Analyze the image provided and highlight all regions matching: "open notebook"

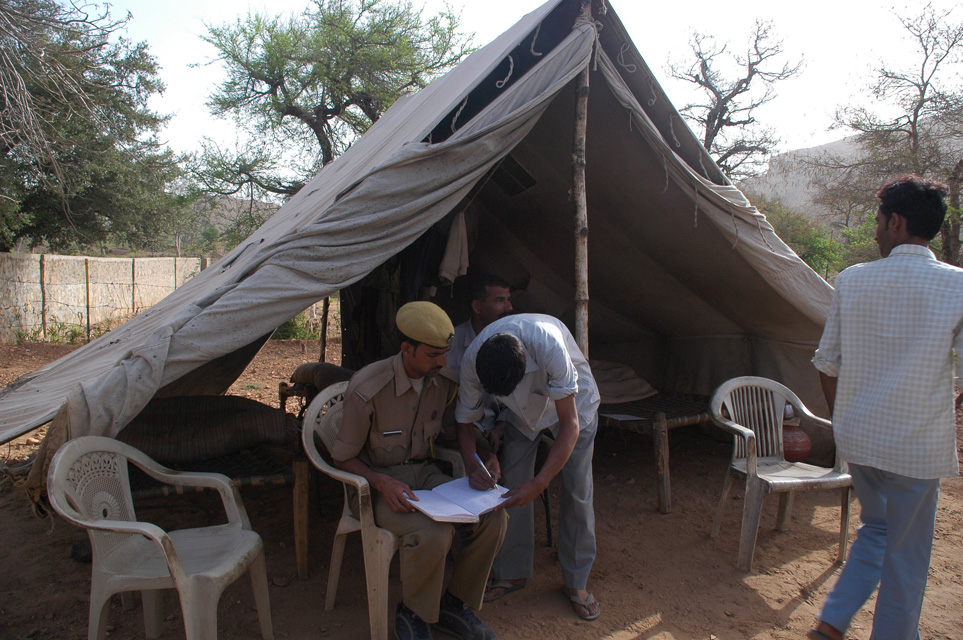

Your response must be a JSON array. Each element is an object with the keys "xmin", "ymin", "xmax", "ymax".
[{"xmin": 411, "ymin": 476, "xmax": 509, "ymax": 523}]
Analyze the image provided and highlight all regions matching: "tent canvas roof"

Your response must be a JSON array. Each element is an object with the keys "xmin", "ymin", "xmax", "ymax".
[{"xmin": 0, "ymin": 0, "xmax": 832, "ymax": 447}]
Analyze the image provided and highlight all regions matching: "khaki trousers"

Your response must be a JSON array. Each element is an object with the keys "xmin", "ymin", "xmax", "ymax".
[{"xmin": 372, "ymin": 461, "xmax": 508, "ymax": 623}]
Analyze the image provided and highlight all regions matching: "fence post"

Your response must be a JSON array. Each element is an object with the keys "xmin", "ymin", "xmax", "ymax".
[
  {"xmin": 40, "ymin": 254, "xmax": 47, "ymax": 341},
  {"xmin": 85, "ymin": 258, "xmax": 91, "ymax": 343}
]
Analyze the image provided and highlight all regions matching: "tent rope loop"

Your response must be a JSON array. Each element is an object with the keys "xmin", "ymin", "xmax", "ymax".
[
  {"xmin": 530, "ymin": 22, "xmax": 544, "ymax": 56},
  {"xmin": 756, "ymin": 218, "xmax": 776, "ymax": 252},
  {"xmin": 662, "ymin": 151, "xmax": 670, "ymax": 194},
  {"xmin": 450, "ymin": 97, "xmax": 469, "ymax": 133},
  {"xmin": 495, "ymin": 55, "xmax": 515, "ymax": 88},
  {"xmin": 730, "ymin": 208, "xmax": 741, "ymax": 249},
  {"xmin": 647, "ymin": 75, "xmax": 658, "ymax": 106},
  {"xmin": 668, "ymin": 115, "xmax": 682, "ymax": 148},
  {"xmin": 617, "ymin": 42, "xmax": 637, "ymax": 73},
  {"xmin": 693, "ymin": 185, "xmax": 699, "ymax": 228}
]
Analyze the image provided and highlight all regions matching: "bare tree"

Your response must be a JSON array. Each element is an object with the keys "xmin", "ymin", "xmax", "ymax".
[
  {"xmin": 813, "ymin": 3, "xmax": 963, "ymax": 264},
  {"xmin": 667, "ymin": 20, "xmax": 802, "ymax": 178}
]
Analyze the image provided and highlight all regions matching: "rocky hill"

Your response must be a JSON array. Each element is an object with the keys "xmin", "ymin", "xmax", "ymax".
[{"xmin": 738, "ymin": 137, "xmax": 859, "ymax": 219}]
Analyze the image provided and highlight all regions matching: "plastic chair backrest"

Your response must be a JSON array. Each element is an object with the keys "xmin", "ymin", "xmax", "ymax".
[
  {"xmin": 318, "ymin": 399, "xmax": 346, "ymax": 453},
  {"xmin": 303, "ymin": 381, "xmax": 348, "ymax": 456},
  {"xmin": 717, "ymin": 379, "xmax": 790, "ymax": 460},
  {"xmin": 51, "ymin": 440, "xmax": 139, "ymax": 558}
]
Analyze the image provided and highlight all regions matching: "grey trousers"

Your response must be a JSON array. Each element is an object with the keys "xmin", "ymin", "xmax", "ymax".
[
  {"xmin": 372, "ymin": 461, "xmax": 508, "ymax": 623},
  {"xmin": 491, "ymin": 415, "xmax": 598, "ymax": 590}
]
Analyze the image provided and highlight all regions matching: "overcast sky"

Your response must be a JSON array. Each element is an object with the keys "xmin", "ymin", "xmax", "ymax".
[{"xmin": 109, "ymin": 0, "xmax": 959, "ymax": 158}]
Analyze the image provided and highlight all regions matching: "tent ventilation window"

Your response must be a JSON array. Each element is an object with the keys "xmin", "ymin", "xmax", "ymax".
[{"xmin": 424, "ymin": 2, "xmax": 579, "ymax": 145}]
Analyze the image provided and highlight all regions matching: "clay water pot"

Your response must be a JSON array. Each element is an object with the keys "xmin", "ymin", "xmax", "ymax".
[{"xmin": 783, "ymin": 424, "xmax": 812, "ymax": 462}]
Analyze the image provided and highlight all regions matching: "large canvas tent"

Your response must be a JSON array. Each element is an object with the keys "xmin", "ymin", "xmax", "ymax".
[{"xmin": 0, "ymin": 0, "xmax": 833, "ymax": 472}]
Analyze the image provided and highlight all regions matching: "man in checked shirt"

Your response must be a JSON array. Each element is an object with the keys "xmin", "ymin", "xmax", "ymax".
[{"xmin": 809, "ymin": 176, "xmax": 963, "ymax": 640}]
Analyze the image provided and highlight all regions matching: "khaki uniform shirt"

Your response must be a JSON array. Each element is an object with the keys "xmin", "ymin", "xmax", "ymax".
[{"xmin": 330, "ymin": 353, "xmax": 458, "ymax": 468}]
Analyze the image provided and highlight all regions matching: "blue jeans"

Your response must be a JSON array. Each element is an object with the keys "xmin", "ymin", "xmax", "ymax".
[{"xmin": 819, "ymin": 464, "xmax": 940, "ymax": 640}]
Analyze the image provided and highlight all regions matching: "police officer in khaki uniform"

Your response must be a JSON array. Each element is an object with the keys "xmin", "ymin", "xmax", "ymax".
[{"xmin": 330, "ymin": 301, "xmax": 507, "ymax": 640}]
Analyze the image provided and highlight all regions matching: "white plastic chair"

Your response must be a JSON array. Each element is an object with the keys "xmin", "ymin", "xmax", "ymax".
[
  {"xmin": 709, "ymin": 376, "xmax": 852, "ymax": 571},
  {"xmin": 46, "ymin": 435, "xmax": 274, "ymax": 640},
  {"xmin": 301, "ymin": 381, "xmax": 465, "ymax": 640}
]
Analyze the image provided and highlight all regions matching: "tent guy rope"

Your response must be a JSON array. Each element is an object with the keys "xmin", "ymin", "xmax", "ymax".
[
  {"xmin": 530, "ymin": 22, "xmax": 544, "ymax": 56},
  {"xmin": 495, "ymin": 55, "xmax": 515, "ymax": 88}
]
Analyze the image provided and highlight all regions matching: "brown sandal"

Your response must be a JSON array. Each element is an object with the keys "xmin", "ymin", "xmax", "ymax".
[{"xmin": 483, "ymin": 579, "xmax": 525, "ymax": 602}]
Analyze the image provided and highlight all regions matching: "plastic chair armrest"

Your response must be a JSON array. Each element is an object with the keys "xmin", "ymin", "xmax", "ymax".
[
  {"xmin": 310, "ymin": 452, "xmax": 379, "ymax": 529},
  {"xmin": 82, "ymin": 517, "xmax": 168, "ymax": 542},
  {"xmin": 710, "ymin": 415, "xmax": 755, "ymax": 441},
  {"xmin": 711, "ymin": 415, "xmax": 758, "ymax": 473},
  {"xmin": 799, "ymin": 411, "xmax": 833, "ymax": 430},
  {"xmin": 304, "ymin": 445, "xmax": 370, "ymax": 491},
  {"xmin": 136, "ymin": 465, "xmax": 251, "ymax": 527}
]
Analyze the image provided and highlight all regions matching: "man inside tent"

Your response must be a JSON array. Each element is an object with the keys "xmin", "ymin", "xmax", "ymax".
[
  {"xmin": 447, "ymin": 274, "xmax": 514, "ymax": 370},
  {"xmin": 447, "ymin": 274, "xmax": 514, "ymax": 453},
  {"xmin": 330, "ymin": 302, "xmax": 508, "ymax": 640},
  {"xmin": 455, "ymin": 313, "xmax": 601, "ymax": 621}
]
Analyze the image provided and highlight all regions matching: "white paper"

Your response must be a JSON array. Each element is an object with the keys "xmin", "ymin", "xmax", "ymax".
[{"xmin": 411, "ymin": 476, "xmax": 509, "ymax": 523}]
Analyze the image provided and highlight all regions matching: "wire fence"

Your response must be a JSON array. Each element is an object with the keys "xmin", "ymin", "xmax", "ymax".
[{"xmin": 0, "ymin": 253, "xmax": 204, "ymax": 344}]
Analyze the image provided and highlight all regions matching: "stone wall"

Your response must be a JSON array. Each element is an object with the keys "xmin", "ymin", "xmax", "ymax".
[{"xmin": 0, "ymin": 253, "xmax": 202, "ymax": 344}]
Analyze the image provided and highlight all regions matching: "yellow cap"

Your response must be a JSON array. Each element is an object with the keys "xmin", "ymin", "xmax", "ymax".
[{"xmin": 396, "ymin": 302, "xmax": 454, "ymax": 349}]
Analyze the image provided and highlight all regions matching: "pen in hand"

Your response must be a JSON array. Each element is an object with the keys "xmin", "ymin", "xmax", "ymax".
[{"xmin": 473, "ymin": 452, "xmax": 496, "ymax": 488}]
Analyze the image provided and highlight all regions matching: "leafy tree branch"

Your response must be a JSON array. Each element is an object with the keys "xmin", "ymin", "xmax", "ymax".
[
  {"xmin": 194, "ymin": 0, "xmax": 473, "ymax": 207},
  {"xmin": 0, "ymin": 0, "xmax": 187, "ymax": 254}
]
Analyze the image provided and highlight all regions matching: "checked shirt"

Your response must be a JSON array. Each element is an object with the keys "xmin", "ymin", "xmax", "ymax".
[{"xmin": 813, "ymin": 244, "xmax": 963, "ymax": 479}]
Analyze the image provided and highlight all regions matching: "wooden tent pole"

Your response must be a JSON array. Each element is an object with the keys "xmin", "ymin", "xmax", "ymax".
[
  {"xmin": 573, "ymin": 0, "xmax": 592, "ymax": 356},
  {"xmin": 318, "ymin": 296, "xmax": 330, "ymax": 362}
]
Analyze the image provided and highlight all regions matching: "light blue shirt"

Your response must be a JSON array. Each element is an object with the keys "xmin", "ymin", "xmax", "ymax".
[
  {"xmin": 446, "ymin": 319, "xmax": 477, "ymax": 372},
  {"xmin": 455, "ymin": 314, "xmax": 600, "ymax": 441}
]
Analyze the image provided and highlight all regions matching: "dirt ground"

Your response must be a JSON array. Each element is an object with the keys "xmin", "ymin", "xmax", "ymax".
[{"xmin": 1, "ymin": 340, "xmax": 962, "ymax": 640}]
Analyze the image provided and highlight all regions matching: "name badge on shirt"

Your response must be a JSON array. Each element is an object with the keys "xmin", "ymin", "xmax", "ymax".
[{"xmin": 381, "ymin": 430, "xmax": 402, "ymax": 436}]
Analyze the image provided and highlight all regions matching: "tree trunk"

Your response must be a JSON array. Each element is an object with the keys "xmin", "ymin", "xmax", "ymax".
[{"xmin": 941, "ymin": 159, "xmax": 963, "ymax": 267}]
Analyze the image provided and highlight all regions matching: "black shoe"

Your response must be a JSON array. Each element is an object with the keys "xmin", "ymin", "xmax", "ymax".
[
  {"xmin": 433, "ymin": 593, "xmax": 495, "ymax": 640},
  {"xmin": 396, "ymin": 603, "xmax": 433, "ymax": 640}
]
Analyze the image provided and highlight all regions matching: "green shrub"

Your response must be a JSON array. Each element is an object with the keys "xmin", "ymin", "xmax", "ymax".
[
  {"xmin": 272, "ymin": 296, "xmax": 340, "ymax": 341},
  {"xmin": 273, "ymin": 310, "xmax": 323, "ymax": 341},
  {"xmin": 46, "ymin": 320, "xmax": 88, "ymax": 344}
]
